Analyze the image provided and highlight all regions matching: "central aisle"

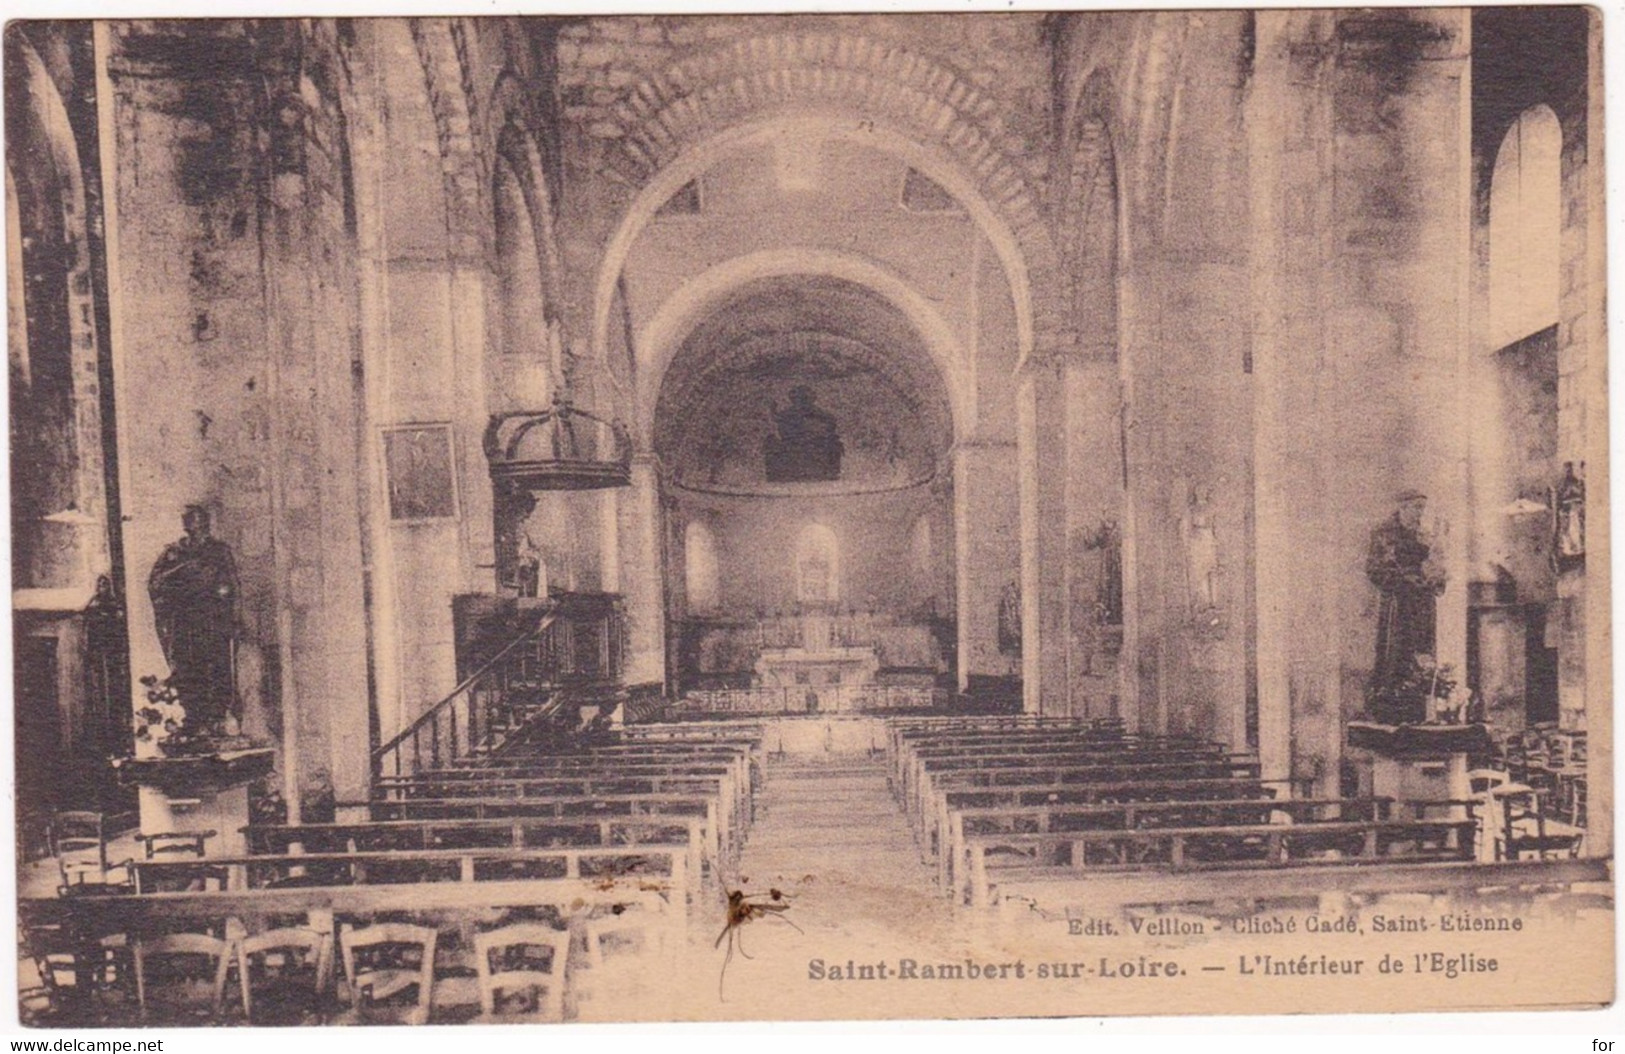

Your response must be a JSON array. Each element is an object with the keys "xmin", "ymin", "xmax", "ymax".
[
  {"xmin": 738, "ymin": 752, "xmax": 933, "ymax": 888},
  {"xmin": 655, "ymin": 750, "xmax": 993, "ymax": 1018}
]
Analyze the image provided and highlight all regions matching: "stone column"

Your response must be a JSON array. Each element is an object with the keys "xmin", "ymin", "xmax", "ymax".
[
  {"xmin": 1248, "ymin": 9, "xmax": 1472, "ymax": 793},
  {"xmin": 1577, "ymin": 16, "xmax": 1610, "ymax": 857},
  {"xmin": 1017, "ymin": 364, "xmax": 1068, "ymax": 714},
  {"xmin": 1063, "ymin": 358, "xmax": 1125, "ymax": 718},
  {"xmin": 617, "ymin": 455, "xmax": 666, "ymax": 685},
  {"xmin": 952, "ymin": 442, "xmax": 1019, "ymax": 692}
]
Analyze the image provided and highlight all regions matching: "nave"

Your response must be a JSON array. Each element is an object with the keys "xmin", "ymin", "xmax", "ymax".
[{"xmin": 20, "ymin": 709, "xmax": 1606, "ymax": 1024}]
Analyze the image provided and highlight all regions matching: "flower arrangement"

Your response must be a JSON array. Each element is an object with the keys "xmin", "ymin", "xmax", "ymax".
[
  {"xmin": 134, "ymin": 675, "xmax": 188, "ymax": 756},
  {"xmin": 1364, "ymin": 654, "xmax": 1457, "ymax": 726}
]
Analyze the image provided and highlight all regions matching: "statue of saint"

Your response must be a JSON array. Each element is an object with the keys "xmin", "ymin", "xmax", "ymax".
[
  {"xmin": 1365, "ymin": 490, "xmax": 1446, "ymax": 718},
  {"xmin": 1182, "ymin": 488, "xmax": 1219, "ymax": 612},
  {"xmin": 764, "ymin": 385, "xmax": 842, "ymax": 482},
  {"xmin": 148, "ymin": 505, "xmax": 240, "ymax": 736},
  {"xmin": 997, "ymin": 581, "xmax": 1022, "ymax": 657},
  {"xmin": 1554, "ymin": 461, "xmax": 1585, "ymax": 566}
]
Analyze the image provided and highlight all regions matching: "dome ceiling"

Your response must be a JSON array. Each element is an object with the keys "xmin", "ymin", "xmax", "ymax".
[{"xmin": 654, "ymin": 275, "xmax": 954, "ymax": 493}]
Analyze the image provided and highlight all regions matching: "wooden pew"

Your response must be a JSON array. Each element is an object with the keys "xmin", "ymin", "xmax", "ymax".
[
  {"xmin": 890, "ymin": 730, "xmax": 1222, "ymax": 789},
  {"xmin": 372, "ymin": 773, "xmax": 743, "ymax": 865},
  {"xmin": 134, "ymin": 844, "xmax": 691, "ymax": 905},
  {"xmin": 383, "ymin": 754, "xmax": 753, "ymax": 814},
  {"xmin": 245, "ymin": 815, "xmax": 708, "ymax": 892},
  {"xmin": 911, "ymin": 760, "xmax": 1264, "ymax": 844},
  {"xmin": 963, "ymin": 817, "xmax": 1478, "ymax": 907},
  {"xmin": 342, "ymin": 793, "xmax": 729, "ymax": 871},
  {"xmin": 898, "ymin": 746, "xmax": 1245, "ymax": 816},
  {"xmin": 940, "ymin": 796, "xmax": 1396, "ymax": 894},
  {"xmin": 883, "ymin": 716, "xmax": 1135, "ymax": 760},
  {"xmin": 925, "ymin": 778, "xmax": 1309, "ymax": 869},
  {"xmin": 884, "ymin": 723, "xmax": 1227, "ymax": 804}
]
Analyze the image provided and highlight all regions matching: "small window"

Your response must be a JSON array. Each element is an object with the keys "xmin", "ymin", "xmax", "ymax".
[
  {"xmin": 684, "ymin": 519, "xmax": 720, "ymax": 613},
  {"xmin": 901, "ymin": 168, "xmax": 961, "ymax": 213},
  {"xmin": 795, "ymin": 523, "xmax": 840, "ymax": 604},
  {"xmin": 657, "ymin": 179, "xmax": 703, "ymax": 217}
]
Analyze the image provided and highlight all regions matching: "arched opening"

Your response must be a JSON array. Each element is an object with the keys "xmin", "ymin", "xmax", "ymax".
[
  {"xmin": 1020, "ymin": 112, "xmax": 1129, "ymax": 721},
  {"xmin": 491, "ymin": 154, "xmax": 553, "ymax": 408},
  {"xmin": 653, "ymin": 275, "xmax": 958, "ymax": 701},
  {"xmin": 592, "ymin": 114, "xmax": 1041, "ymax": 374},
  {"xmin": 6, "ymin": 30, "xmax": 126, "ymax": 817},
  {"xmin": 5, "ymin": 42, "xmax": 104, "ymax": 592},
  {"xmin": 1489, "ymin": 106, "xmax": 1562, "ymax": 350},
  {"xmin": 1468, "ymin": 105, "xmax": 1565, "ymax": 734},
  {"xmin": 353, "ymin": 19, "xmax": 477, "ymax": 749}
]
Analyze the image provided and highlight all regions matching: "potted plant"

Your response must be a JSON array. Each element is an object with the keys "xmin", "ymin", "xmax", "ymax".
[
  {"xmin": 1364, "ymin": 654, "xmax": 1457, "ymax": 726},
  {"xmin": 133, "ymin": 674, "xmax": 189, "ymax": 757}
]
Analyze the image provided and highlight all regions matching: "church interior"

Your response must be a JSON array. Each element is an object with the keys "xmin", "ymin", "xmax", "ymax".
[{"xmin": 7, "ymin": 10, "xmax": 1612, "ymax": 1024}]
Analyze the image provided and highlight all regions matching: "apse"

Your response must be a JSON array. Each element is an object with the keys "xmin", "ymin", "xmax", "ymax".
[{"xmin": 655, "ymin": 275, "xmax": 957, "ymax": 692}]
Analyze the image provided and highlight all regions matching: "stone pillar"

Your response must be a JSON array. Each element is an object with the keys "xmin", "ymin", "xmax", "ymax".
[
  {"xmin": 953, "ymin": 442, "xmax": 1019, "ymax": 691},
  {"xmin": 1577, "ymin": 14, "xmax": 1610, "ymax": 857},
  {"xmin": 1017, "ymin": 365, "xmax": 1068, "ymax": 714},
  {"xmin": 618, "ymin": 455, "xmax": 665, "ymax": 685},
  {"xmin": 1063, "ymin": 358, "xmax": 1125, "ymax": 718},
  {"xmin": 1248, "ymin": 10, "xmax": 1472, "ymax": 794}
]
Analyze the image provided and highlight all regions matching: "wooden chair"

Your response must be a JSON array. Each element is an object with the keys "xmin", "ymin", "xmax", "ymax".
[
  {"xmin": 1504, "ymin": 792, "xmax": 1583, "ymax": 861},
  {"xmin": 51, "ymin": 812, "xmax": 131, "ymax": 896},
  {"xmin": 583, "ymin": 907, "xmax": 665, "ymax": 970},
  {"xmin": 472, "ymin": 923, "xmax": 572, "ymax": 1022},
  {"xmin": 132, "ymin": 932, "xmax": 234, "ymax": 1024},
  {"xmin": 20, "ymin": 923, "xmax": 119, "ymax": 1025},
  {"xmin": 139, "ymin": 830, "xmax": 217, "ymax": 860},
  {"xmin": 237, "ymin": 927, "xmax": 333, "ymax": 1025},
  {"xmin": 337, "ymin": 922, "xmax": 437, "ymax": 1025}
]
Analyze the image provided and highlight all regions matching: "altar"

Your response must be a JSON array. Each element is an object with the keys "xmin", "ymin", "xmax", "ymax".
[{"xmin": 754, "ymin": 612, "xmax": 878, "ymax": 712}]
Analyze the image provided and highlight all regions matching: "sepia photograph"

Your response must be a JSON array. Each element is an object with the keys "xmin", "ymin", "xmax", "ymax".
[{"xmin": 2, "ymin": 3, "xmax": 1615, "ymax": 1033}]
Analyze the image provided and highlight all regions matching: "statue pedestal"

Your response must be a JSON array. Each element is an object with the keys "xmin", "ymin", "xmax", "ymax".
[
  {"xmin": 113, "ymin": 747, "xmax": 275, "ymax": 857},
  {"xmin": 1345, "ymin": 722, "xmax": 1492, "ymax": 854}
]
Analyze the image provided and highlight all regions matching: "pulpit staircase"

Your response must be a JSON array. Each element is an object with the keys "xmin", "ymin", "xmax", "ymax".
[{"xmin": 371, "ymin": 595, "xmax": 627, "ymax": 779}]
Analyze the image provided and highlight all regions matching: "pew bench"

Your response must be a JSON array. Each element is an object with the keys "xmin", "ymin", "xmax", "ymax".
[
  {"xmin": 134, "ymin": 843, "xmax": 693, "ymax": 908},
  {"xmin": 940, "ymin": 796, "xmax": 1404, "ymax": 894},
  {"xmin": 963, "ymin": 818, "xmax": 1478, "ymax": 907},
  {"xmin": 898, "ymin": 748, "xmax": 1247, "ymax": 816},
  {"xmin": 925, "ymin": 778, "xmax": 1311, "ymax": 867},
  {"xmin": 370, "ymin": 775, "xmax": 740, "ymax": 860},
  {"xmin": 379, "ymin": 758, "xmax": 752, "ymax": 832},
  {"xmin": 245, "ymin": 815, "xmax": 709, "ymax": 891},
  {"xmin": 347, "ymin": 793, "xmax": 730, "ymax": 873},
  {"xmin": 912, "ymin": 762, "xmax": 1267, "ymax": 846}
]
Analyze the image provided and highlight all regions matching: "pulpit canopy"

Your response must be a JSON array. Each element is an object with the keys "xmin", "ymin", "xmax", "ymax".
[{"xmin": 484, "ymin": 393, "xmax": 632, "ymax": 492}]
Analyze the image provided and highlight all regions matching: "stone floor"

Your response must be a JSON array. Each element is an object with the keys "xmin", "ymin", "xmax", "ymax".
[{"xmin": 654, "ymin": 751, "xmax": 1012, "ymax": 1020}]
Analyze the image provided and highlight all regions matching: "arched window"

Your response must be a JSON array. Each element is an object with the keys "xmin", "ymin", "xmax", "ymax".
[
  {"xmin": 910, "ymin": 513, "xmax": 934, "ymax": 598},
  {"xmin": 794, "ymin": 523, "xmax": 840, "ymax": 605},
  {"xmin": 1067, "ymin": 116, "xmax": 1119, "ymax": 356},
  {"xmin": 684, "ymin": 520, "xmax": 720, "ymax": 614},
  {"xmin": 494, "ymin": 157, "xmax": 550, "ymax": 371},
  {"xmin": 1489, "ymin": 106, "xmax": 1562, "ymax": 349}
]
